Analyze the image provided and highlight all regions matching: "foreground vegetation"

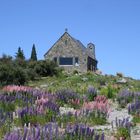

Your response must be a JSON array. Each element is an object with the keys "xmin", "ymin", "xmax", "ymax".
[{"xmin": 0, "ymin": 72, "xmax": 140, "ymax": 139}]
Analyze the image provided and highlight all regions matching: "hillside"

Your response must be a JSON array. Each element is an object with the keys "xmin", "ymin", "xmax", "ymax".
[
  {"xmin": 1, "ymin": 72, "xmax": 140, "ymax": 139},
  {"xmin": 28, "ymin": 73, "xmax": 140, "ymax": 94}
]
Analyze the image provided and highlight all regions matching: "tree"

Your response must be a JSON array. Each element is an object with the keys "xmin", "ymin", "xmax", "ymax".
[
  {"xmin": 0, "ymin": 61, "xmax": 27, "ymax": 86},
  {"xmin": 15, "ymin": 47, "xmax": 25, "ymax": 60},
  {"xmin": 30, "ymin": 44, "xmax": 37, "ymax": 61},
  {"xmin": 0, "ymin": 54, "xmax": 13, "ymax": 63}
]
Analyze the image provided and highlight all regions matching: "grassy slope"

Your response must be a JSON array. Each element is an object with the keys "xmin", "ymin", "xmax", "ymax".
[{"xmin": 28, "ymin": 73, "xmax": 140, "ymax": 94}]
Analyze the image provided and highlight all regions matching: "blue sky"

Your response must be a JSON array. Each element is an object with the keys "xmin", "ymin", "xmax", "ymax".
[{"xmin": 0, "ymin": 0, "xmax": 140, "ymax": 79}]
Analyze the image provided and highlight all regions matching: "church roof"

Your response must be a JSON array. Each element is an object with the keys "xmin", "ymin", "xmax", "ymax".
[{"xmin": 44, "ymin": 31, "xmax": 97, "ymax": 61}]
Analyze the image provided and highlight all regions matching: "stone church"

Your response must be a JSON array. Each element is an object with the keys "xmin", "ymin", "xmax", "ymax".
[{"xmin": 44, "ymin": 31, "xmax": 98, "ymax": 73}]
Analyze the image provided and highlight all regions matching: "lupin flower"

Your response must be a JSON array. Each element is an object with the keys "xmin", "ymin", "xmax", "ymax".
[{"xmin": 82, "ymin": 95, "xmax": 110, "ymax": 115}]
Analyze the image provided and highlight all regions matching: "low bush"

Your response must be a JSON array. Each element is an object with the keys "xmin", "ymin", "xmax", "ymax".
[
  {"xmin": 0, "ymin": 55, "xmax": 61, "ymax": 86},
  {"xmin": 116, "ymin": 127, "xmax": 130, "ymax": 140},
  {"xmin": 100, "ymin": 85, "xmax": 117, "ymax": 99}
]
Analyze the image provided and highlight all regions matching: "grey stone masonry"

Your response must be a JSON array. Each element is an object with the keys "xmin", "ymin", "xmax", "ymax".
[{"xmin": 44, "ymin": 31, "xmax": 98, "ymax": 73}]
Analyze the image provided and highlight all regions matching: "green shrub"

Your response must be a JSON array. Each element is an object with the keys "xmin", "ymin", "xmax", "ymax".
[
  {"xmin": 0, "ymin": 63, "xmax": 15, "ymax": 85},
  {"xmin": 100, "ymin": 85, "xmax": 116, "ymax": 99},
  {"xmin": 34, "ymin": 60, "xmax": 59, "ymax": 77},
  {"xmin": 0, "ymin": 62, "xmax": 27, "ymax": 86},
  {"xmin": 13, "ymin": 67, "xmax": 27, "ymax": 85},
  {"xmin": 0, "ymin": 57, "xmax": 28, "ymax": 85},
  {"xmin": 100, "ymin": 87, "xmax": 108, "ymax": 97},
  {"xmin": 116, "ymin": 127, "xmax": 130, "ymax": 140},
  {"xmin": 0, "ymin": 102, "xmax": 15, "ymax": 112},
  {"xmin": 98, "ymin": 77, "xmax": 106, "ymax": 86},
  {"xmin": 132, "ymin": 116, "xmax": 140, "ymax": 124},
  {"xmin": 87, "ymin": 111, "xmax": 107, "ymax": 125},
  {"xmin": 0, "ymin": 54, "xmax": 61, "ymax": 86},
  {"xmin": 107, "ymin": 85, "xmax": 114, "ymax": 99}
]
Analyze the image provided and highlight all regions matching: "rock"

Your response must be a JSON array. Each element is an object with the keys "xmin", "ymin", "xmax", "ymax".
[
  {"xmin": 131, "ymin": 126, "xmax": 140, "ymax": 140},
  {"xmin": 116, "ymin": 72, "xmax": 124, "ymax": 77},
  {"xmin": 40, "ymin": 84, "xmax": 48, "ymax": 88},
  {"xmin": 117, "ymin": 78, "xmax": 127, "ymax": 84},
  {"xmin": 59, "ymin": 107, "xmax": 75, "ymax": 115},
  {"xmin": 92, "ymin": 125, "xmax": 112, "ymax": 130},
  {"xmin": 95, "ymin": 70, "xmax": 102, "ymax": 75},
  {"xmin": 81, "ymin": 77, "xmax": 88, "ymax": 82}
]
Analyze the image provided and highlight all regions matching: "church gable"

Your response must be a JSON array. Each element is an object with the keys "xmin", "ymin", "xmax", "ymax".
[
  {"xmin": 44, "ymin": 32, "xmax": 85, "ymax": 58},
  {"xmin": 44, "ymin": 31, "xmax": 98, "ymax": 73}
]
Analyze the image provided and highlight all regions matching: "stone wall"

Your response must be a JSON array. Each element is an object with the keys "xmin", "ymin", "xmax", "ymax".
[{"xmin": 45, "ymin": 33, "xmax": 88, "ymax": 73}]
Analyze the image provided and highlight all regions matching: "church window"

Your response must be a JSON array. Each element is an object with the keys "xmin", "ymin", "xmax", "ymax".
[{"xmin": 59, "ymin": 57, "xmax": 73, "ymax": 65}]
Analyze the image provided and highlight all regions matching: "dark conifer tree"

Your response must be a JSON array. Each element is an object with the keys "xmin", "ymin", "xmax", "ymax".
[
  {"xmin": 15, "ymin": 47, "xmax": 25, "ymax": 60},
  {"xmin": 30, "ymin": 44, "xmax": 37, "ymax": 61}
]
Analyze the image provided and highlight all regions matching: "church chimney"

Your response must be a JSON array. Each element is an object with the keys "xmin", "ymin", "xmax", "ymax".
[{"xmin": 87, "ymin": 43, "xmax": 96, "ymax": 59}]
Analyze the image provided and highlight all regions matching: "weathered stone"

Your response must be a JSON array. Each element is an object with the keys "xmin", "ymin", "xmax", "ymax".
[
  {"xmin": 44, "ymin": 31, "xmax": 98, "ymax": 73},
  {"xmin": 40, "ymin": 84, "xmax": 48, "ymax": 88},
  {"xmin": 117, "ymin": 78, "xmax": 127, "ymax": 84},
  {"xmin": 81, "ymin": 77, "xmax": 88, "ymax": 82},
  {"xmin": 131, "ymin": 126, "xmax": 140, "ymax": 140}
]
